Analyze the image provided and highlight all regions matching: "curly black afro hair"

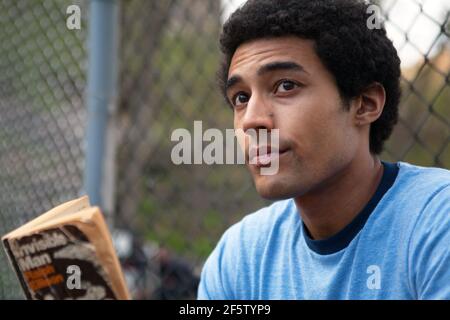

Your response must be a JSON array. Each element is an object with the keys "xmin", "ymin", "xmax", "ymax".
[{"xmin": 219, "ymin": 0, "xmax": 401, "ymax": 155}]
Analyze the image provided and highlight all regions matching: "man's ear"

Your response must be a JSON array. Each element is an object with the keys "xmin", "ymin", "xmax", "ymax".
[{"xmin": 353, "ymin": 82, "xmax": 386, "ymax": 127}]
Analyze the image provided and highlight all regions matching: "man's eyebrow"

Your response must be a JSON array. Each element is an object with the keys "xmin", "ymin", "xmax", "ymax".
[
  {"xmin": 257, "ymin": 61, "xmax": 308, "ymax": 76},
  {"xmin": 225, "ymin": 75, "xmax": 243, "ymax": 93}
]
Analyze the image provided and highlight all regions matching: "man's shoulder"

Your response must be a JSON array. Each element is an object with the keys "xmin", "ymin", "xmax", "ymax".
[
  {"xmin": 396, "ymin": 164, "xmax": 450, "ymax": 299},
  {"xmin": 397, "ymin": 161, "xmax": 450, "ymax": 190},
  {"xmin": 388, "ymin": 162, "xmax": 450, "ymax": 206},
  {"xmin": 393, "ymin": 162, "xmax": 450, "ymax": 233},
  {"xmin": 198, "ymin": 199, "xmax": 296, "ymax": 299},
  {"xmin": 221, "ymin": 199, "xmax": 296, "ymax": 250}
]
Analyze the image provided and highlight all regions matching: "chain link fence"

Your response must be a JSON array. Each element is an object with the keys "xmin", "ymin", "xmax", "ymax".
[
  {"xmin": 0, "ymin": 0, "xmax": 449, "ymax": 299},
  {"xmin": 0, "ymin": 0, "xmax": 88, "ymax": 299}
]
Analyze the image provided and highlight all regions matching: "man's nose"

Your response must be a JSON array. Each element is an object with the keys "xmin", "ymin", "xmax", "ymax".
[{"xmin": 241, "ymin": 93, "xmax": 274, "ymax": 133}]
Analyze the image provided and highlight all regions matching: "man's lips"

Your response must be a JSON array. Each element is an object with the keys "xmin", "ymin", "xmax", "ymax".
[{"xmin": 248, "ymin": 145, "xmax": 289, "ymax": 166}]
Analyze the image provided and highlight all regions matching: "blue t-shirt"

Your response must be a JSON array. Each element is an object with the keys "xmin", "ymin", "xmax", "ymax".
[{"xmin": 198, "ymin": 162, "xmax": 450, "ymax": 299}]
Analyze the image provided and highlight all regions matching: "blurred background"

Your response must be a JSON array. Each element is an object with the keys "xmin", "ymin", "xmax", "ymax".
[{"xmin": 0, "ymin": 0, "xmax": 449, "ymax": 299}]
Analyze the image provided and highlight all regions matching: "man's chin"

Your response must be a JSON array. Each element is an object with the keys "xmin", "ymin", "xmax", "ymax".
[{"xmin": 254, "ymin": 181, "xmax": 296, "ymax": 200}]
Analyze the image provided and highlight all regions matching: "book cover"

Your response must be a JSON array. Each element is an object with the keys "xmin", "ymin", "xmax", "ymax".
[{"xmin": 2, "ymin": 196, "xmax": 131, "ymax": 300}]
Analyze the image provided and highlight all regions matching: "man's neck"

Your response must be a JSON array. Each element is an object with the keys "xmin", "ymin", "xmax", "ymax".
[{"xmin": 294, "ymin": 153, "xmax": 384, "ymax": 240}]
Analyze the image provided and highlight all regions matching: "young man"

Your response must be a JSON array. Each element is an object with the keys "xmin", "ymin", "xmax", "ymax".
[{"xmin": 198, "ymin": 0, "xmax": 450, "ymax": 299}]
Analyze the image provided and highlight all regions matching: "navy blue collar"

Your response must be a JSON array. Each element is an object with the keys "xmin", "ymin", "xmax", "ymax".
[{"xmin": 302, "ymin": 161, "xmax": 399, "ymax": 255}]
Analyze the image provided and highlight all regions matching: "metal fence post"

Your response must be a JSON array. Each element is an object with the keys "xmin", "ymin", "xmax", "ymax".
[{"xmin": 84, "ymin": 0, "xmax": 119, "ymax": 221}]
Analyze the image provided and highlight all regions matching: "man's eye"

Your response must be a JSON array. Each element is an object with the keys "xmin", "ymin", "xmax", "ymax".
[
  {"xmin": 233, "ymin": 93, "xmax": 250, "ymax": 107},
  {"xmin": 276, "ymin": 80, "xmax": 298, "ymax": 93}
]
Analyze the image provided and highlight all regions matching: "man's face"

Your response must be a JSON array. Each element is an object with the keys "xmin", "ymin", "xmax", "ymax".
[{"xmin": 226, "ymin": 37, "xmax": 361, "ymax": 199}]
